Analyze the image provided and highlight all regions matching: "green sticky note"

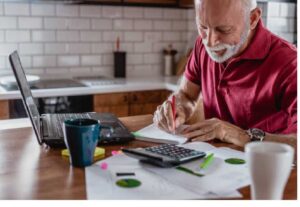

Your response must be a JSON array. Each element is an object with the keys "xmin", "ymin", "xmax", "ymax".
[
  {"xmin": 225, "ymin": 158, "xmax": 246, "ymax": 165},
  {"xmin": 116, "ymin": 179, "xmax": 141, "ymax": 188},
  {"xmin": 131, "ymin": 132, "xmax": 141, "ymax": 137}
]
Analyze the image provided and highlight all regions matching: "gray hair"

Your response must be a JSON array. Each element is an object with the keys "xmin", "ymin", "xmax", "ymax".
[
  {"xmin": 194, "ymin": 0, "xmax": 257, "ymax": 13},
  {"xmin": 194, "ymin": 0, "xmax": 257, "ymax": 25},
  {"xmin": 241, "ymin": 0, "xmax": 257, "ymax": 12}
]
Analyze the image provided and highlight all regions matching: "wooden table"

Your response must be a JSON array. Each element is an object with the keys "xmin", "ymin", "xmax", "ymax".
[{"xmin": 0, "ymin": 115, "xmax": 297, "ymax": 199}]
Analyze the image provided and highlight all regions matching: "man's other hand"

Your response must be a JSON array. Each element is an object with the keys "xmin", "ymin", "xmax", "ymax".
[{"xmin": 183, "ymin": 118, "xmax": 250, "ymax": 147}]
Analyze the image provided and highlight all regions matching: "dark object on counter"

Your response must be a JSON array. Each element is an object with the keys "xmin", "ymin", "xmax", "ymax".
[
  {"xmin": 163, "ymin": 44, "xmax": 177, "ymax": 76},
  {"xmin": 114, "ymin": 51, "xmax": 126, "ymax": 78}
]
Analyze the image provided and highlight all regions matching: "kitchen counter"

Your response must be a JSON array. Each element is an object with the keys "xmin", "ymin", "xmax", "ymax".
[{"xmin": 0, "ymin": 76, "xmax": 180, "ymax": 100}]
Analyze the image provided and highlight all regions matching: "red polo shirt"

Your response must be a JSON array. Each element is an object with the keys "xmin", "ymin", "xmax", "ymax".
[{"xmin": 184, "ymin": 20, "xmax": 297, "ymax": 134}]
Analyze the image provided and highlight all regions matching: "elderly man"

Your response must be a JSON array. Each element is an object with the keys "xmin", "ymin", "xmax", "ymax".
[{"xmin": 154, "ymin": 0, "xmax": 297, "ymax": 148}]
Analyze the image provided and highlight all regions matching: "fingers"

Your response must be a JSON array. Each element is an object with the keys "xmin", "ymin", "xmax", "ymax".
[
  {"xmin": 188, "ymin": 130, "xmax": 216, "ymax": 142},
  {"xmin": 184, "ymin": 125, "xmax": 214, "ymax": 140},
  {"xmin": 163, "ymin": 101, "xmax": 174, "ymax": 131},
  {"xmin": 175, "ymin": 107, "xmax": 186, "ymax": 128},
  {"xmin": 184, "ymin": 118, "xmax": 217, "ymax": 133},
  {"xmin": 153, "ymin": 101, "xmax": 173, "ymax": 132},
  {"xmin": 153, "ymin": 99, "xmax": 188, "ymax": 133}
]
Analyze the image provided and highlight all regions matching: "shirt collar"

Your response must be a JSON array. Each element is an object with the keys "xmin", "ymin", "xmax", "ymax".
[{"xmin": 237, "ymin": 19, "xmax": 272, "ymax": 60}]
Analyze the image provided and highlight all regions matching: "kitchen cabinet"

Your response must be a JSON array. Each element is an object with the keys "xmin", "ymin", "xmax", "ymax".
[
  {"xmin": 179, "ymin": 0, "xmax": 194, "ymax": 8},
  {"xmin": 93, "ymin": 90, "xmax": 172, "ymax": 117},
  {"xmin": 94, "ymin": 92, "xmax": 129, "ymax": 117},
  {"xmin": 0, "ymin": 100, "xmax": 9, "ymax": 120}
]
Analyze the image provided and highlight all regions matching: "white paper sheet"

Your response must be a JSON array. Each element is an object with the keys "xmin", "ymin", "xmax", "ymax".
[
  {"xmin": 134, "ymin": 124, "xmax": 188, "ymax": 144},
  {"xmin": 145, "ymin": 143, "xmax": 250, "ymax": 196},
  {"xmin": 85, "ymin": 142, "xmax": 247, "ymax": 200}
]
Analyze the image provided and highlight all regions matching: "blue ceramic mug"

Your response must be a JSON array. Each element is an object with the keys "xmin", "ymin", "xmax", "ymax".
[{"xmin": 63, "ymin": 118, "xmax": 105, "ymax": 167}]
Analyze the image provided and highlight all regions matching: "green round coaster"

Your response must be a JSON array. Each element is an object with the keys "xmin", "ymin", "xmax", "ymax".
[
  {"xmin": 116, "ymin": 179, "xmax": 141, "ymax": 188},
  {"xmin": 225, "ymin": 158, "xmax": 246, "ymax": 165}
]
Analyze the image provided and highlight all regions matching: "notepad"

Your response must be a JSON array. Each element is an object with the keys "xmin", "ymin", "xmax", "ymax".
[{"xmin": 132, "ymin": 124, "xmax": 188, "ymax": 144}]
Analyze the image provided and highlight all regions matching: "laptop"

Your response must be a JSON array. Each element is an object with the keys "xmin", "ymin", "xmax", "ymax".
[{"xmin": 9, "ymin": 51, "xmax": 134, "ymax": 148}]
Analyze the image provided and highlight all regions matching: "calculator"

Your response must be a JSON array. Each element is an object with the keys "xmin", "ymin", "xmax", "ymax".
[{"xmin": 122, "ymin": 144, "xmax": 206, "ymax": 167}]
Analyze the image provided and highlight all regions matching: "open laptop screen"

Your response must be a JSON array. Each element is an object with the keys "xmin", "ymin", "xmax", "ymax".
[{"xmin": 9, "ymin": 51, "xmax": 42, "ymax": 145}]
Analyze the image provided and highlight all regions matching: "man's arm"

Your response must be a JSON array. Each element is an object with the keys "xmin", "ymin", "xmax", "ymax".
[{"xmin": 153, "ymin": 76, "xmax": 201, "ymax": 132}]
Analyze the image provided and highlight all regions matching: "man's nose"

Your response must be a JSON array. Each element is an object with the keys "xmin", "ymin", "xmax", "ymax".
[{"xmin": 207, "ymin": 30, "xmax": 220, "ymax": 47}]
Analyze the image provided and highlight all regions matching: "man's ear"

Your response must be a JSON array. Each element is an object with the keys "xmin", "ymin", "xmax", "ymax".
[{"xmin": 249, "ymin": 7, "xmax": 262, "ymax": 30}]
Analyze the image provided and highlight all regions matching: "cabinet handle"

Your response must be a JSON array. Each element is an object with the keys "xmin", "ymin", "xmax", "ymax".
[
  {"xmin": 124, "ymin": 95, "xmax": 128, "ymax": 102},
  {"xmin": 133, "ymin": 94, "xmax": 137, "ymax": 102}
]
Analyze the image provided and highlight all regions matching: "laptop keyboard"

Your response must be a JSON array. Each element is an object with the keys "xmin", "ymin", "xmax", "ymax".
[{"xmin": 51, "ymin": 113, "xmax": 91, "ymax": 138}]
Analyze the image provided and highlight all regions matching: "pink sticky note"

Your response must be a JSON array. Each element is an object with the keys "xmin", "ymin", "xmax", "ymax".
[
  {"xmin": 111, "ymin": 151, "xmax": 119, "ymax": 156},
  {"xmin": 100, "ymin": 162, "xmax": 108, "ymax": 170}
]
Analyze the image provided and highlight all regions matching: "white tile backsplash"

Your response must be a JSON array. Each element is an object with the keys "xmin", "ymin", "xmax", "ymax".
[
  {"xmin": 5, "ymin": 30, "xmax": 31, "ymax": 42},
  {"xmin": 32, "ymin": 31, "xmax": 56, "ymax": 42},
  {"xmin": 163, "ymin": 31, "xmax": 181, "ymax": 41},
  {"xmin": 127, "ymin": 53, "xmax": 144, "ymax": 65},
  {"xmin": 113, "ymin": 19, "xmax": 133, "ymax": 30},
  {"xmin": 56, "ymin": 5, "xmax": 79, "ymax": 17},
  {"xmin": 19, "ymin": 56, "xmax": 32, "ymax": 68},
  {"xmin": 267, "ymin": 2, "xmax": 281, "ymax": 17},
  {"xmin": 0, "ymin": 17, "xmax": 17, "ymax": 29},
  {"xmin": 144, "ymin": 8, "xmax": 163, "ymax": 19},
  {"xmin": 18, "ymin": 17, "xmax": 43, "ymax": 29},
  {"xmin": 67, "ymin": 43, "xmax": 91, "ymax": 54},
  {"xmin": 57, "ymin": 31, "xmax": 80, "ymax": 42},
  {"xmin": 0, "ymin": 3, "xmax": 3, "ymax": 15},
  {"xmin": 144, "ymin": 32, "xmax": 162, "ymax": 42},
  {"xmin": 101, "ymin": 54, "xmax": 113, "ymax": 66},
  {"xmin": 134, "ymin": 42, "xmax": 152, "ymax": 53},
  {"xmin": 91, "ymin": 43, "xmax": 113, "ymax": 54},
  {"xmin": 0, "ymin": 43, "xmax": 18, "ymax": 56},
  {"xmin": 91, "ymin": 19, "xmax": 113, "ymax": 30},
  {"xmin": 81, "ymin": 55, "xmax": 101, "ymax": 66},
  {"xmin": 79, "ymin": 5, "xmax": 101, "ymax": 18},
  {"xmin": 80, "ymin": 31, "xmax": 102, "ymax": 42},
  {"xmin": 19, "ymin": 43, "xmax": 43, "ymax": 55},
  {"xmin": 134, "ymin": 20, "xmax": 153, "ymax": 31},
  {"xmin": 44, "ymin": 17, "xmax": 67, "ymax": 29},
  {"xmin": 57, "ymin": 55, "xmax": 80, "ymax": 66},
  {"xmin": 66, "ymin": 18, "xmax": 90, "ymax": 30},
  {"xmin": 33, "ymin": 55, "xmax": 56, "ymax": 68},
  {"xmin": 31, "ymin": 3, "xmax": 56, "ymax": 16},
  {"xmin": 124, "ymin": 31, "xmax": 143, "ymax": 42},
  {"xmin": 153, "ymin": 20, "xmax": 172, "ymax": 31},
  {"xmin": 163, "ymin": 9, "xmax": 183, "ymax": 20},
  {"xmin": 4, "ymin": 3, "xmax": 30, "ymax": 16},
  {"xmin": 0, "ymin": 57, "xmax": 6, "ymax": 69},
  {"xmin": 172, "ymin": 20, "xmax": 187, "ymax": 31},
  {"xmin": 102, "ymin": 6, "xmax": 122, "ymax": 19},
  {"xmin": 124, "ymin": 7, "xmax": 144, "ymax": 19},
  {"xmin": 45, "ymin": 43, "xmax": 68, "ymax": 54},
  {"xmin": 280, "ymin": 3, "xmax": 296, "ymax": 17},
  {"xmin": 0, "ymin": 1, "xmax": 296, "ymax": 78},
  {"xmin": 0, "ymin": 31, "xmax": 4, "ymax": 42},
  {"xmin": 102, "ymin": 31, "xmax": 123, "ymax": 42}
]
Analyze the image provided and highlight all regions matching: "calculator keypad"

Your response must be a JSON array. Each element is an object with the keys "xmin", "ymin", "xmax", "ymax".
[{"xmin": 145, "ymin": 144, "xmax": 203, "ymax": 160}]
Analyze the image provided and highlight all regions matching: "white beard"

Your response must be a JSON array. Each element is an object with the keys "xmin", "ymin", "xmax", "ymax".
[{"xmin": 202, "ymin": 28, "xmax": 250, "ymax": 63}]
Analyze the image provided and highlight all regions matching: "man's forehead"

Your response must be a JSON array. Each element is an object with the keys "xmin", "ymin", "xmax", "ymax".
[{"xmin": 197, "ymin": 0, "xmax": 245, "ymax": 26}]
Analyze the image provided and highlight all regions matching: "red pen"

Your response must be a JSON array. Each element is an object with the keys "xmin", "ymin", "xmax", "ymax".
[{"xmin": 171, "ymin": 95, "xmax": 176, "ymax": 133}]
